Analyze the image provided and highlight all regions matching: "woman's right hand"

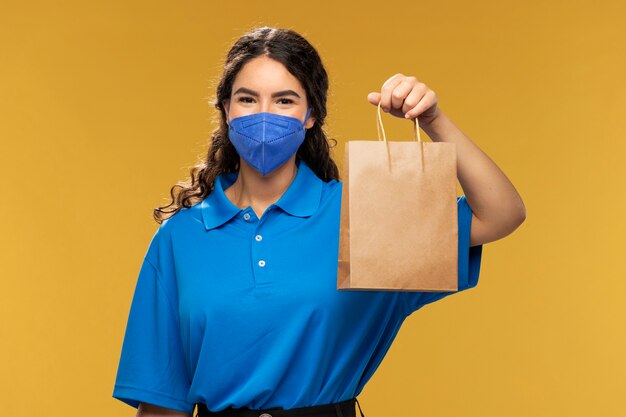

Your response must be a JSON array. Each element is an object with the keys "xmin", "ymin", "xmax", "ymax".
[{"xmin": 137, "ymin": 402, "xmax": 192, "ymax": 417}]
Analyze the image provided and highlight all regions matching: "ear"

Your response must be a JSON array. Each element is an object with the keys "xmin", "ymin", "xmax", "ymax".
[
  {"xmin": 305, "ymin": 116, "xmax": 316, "ymax": 130},
  {"xmin": 223, "ymin": 99, "xmax": 230, "ymax": 124}
]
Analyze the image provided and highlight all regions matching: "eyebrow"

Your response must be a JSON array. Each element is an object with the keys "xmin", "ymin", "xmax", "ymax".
[{"xmin": 233, "ymin": 87, "xmax": 301, "ymax": 99}]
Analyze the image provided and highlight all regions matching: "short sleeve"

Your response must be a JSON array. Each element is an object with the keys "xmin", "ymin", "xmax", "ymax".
[
  {"xmin": 403, "ymin": 195, "xmax": 484, "ymax": 315},
  {"xmin": 112, "ymin": 233, "xmax": 195, "ymax": 414}
]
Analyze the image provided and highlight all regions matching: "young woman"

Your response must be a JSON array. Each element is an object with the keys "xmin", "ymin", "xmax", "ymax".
[{"xmin": 112, "ymin": 27, "xmax": 526, "ymax": 417}]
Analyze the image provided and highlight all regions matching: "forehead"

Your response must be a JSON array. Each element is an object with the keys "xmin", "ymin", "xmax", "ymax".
[{"xmin": 232, "ymin": 56, "xmax": 305, "ymax": 93}]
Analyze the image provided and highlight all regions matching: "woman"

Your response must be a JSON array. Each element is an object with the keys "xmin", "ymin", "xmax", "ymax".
[{"xmin": 112, "ymin": 27, "xmax": 526, "ymax": 417}]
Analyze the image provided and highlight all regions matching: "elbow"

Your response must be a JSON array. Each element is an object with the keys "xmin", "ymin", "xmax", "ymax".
[
  {"xmin": 507, "ymin": 196, "xmax": 527, "ymax": 228},
  {"xmin": 495, "ymin": 205, "xmax": 527, "ymax": 240},
  {"xmin": 495, "ymin": 212, "xmax": 526, "ymax": 242},
  {"xmin": 517, "ymin": 202, "xmax": 527, "ymax": 225},
  {"xmin": 470, "ymin": 201, "xmax": 527, "ymax": 245},
  {"xmin": 507, "ymin": 207, "xmax": 526, "ymax": 235}
]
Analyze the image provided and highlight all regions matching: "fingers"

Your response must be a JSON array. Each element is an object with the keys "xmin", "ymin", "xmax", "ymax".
[
  {"xmin": 405, "ymin": 89, "xmax": 437, "ymax": 119},
  {"xmin": 379, "ymin": 73, "xmax": 405, "ymax": 112},
  {"xmin": 401, "ymin": 83, "xmax": 427, "ymax": 116},
  {"xmin": 390, "ymin": 76, "xmax": 416, "ymax": 111},
  {"xmin": 368, "ymin": 75, "xmax": 435, "ymax": 120},
  {"xmin": 367, "ymin": 92, "xmax": 381, "ymax": 106}
]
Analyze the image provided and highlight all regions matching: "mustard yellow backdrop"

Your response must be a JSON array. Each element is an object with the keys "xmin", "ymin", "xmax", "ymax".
[{"xmin": 1, "ymin": 1, "xmax": 624, "ymax": 416}]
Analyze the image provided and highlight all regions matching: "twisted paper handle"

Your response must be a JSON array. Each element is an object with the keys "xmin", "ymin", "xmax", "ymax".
[
  {"xmin": 376, "ymin": 101, "xmax": 425, "ymax": 171},
  {"xmin": 376, "ymin": 101, "xmax": 421, "ymax": 143}
]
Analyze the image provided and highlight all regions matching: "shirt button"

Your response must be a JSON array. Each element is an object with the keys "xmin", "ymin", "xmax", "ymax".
[
  {"xmin": 243, "ymin": 213, "xmax": 251, "ymax": 221},
  {"xmin": 258, "ymin": 260, "xmax": 266, "ymax": 267},
  {"xmin": 255, "ymin": 234, "xmax": 263, "ymax": 242}
]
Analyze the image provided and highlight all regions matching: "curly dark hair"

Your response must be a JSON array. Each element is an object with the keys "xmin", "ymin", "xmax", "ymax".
[{"xmin": 153, "ymin": 26, "xmax": 340, "ymax": 224}]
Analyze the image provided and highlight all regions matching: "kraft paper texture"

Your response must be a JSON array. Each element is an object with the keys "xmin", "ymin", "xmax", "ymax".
[{"xmin": 338, "ymin": 105, "xmax": 459, "ymax": 291}]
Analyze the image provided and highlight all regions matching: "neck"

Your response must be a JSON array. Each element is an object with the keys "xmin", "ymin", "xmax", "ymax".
[{"xmin": 226, "ymin": 156, "xmax": 299, "ymax": 210}]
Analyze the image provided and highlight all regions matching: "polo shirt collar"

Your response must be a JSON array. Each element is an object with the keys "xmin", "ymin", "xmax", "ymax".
[
  {"xmin": 200, "ymin": 158, "xmax": 323, "ymax": 231},
  {"xmin": 274, "ymin": 158, "xmax": 323, "ymax": 217},
  {"xmin": 199, "ymin": 170, "xmax": 240, "ymax": 231}
]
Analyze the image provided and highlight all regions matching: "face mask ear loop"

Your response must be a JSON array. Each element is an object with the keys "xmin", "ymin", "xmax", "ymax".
[{"xmin": 303, "ymin": 106, "xmax": 312, "ymax": 128}]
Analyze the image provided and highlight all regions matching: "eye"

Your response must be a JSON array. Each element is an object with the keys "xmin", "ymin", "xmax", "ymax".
[
  {"xmin": 237, "ymin": 96, "xmax": 255, "ymax": 103},
  {"xmin": 278, "ymin": 98, "xmax": 294, "ymax": 105}
]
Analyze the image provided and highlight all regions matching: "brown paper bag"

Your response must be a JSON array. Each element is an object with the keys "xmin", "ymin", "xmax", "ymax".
[{"xmin": 337, "ymin": 102, "xmax": 458, "ymax": 291}]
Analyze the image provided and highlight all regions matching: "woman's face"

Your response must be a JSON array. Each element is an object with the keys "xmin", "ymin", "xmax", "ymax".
[{"xmin": 224, "ymin": 55, "xmax": 316, "ymax": 129}]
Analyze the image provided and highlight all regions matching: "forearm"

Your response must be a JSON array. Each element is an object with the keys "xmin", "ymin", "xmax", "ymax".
[{"xmin": 420, "ymin": 109, "xmax": 526, "ymax": 232}]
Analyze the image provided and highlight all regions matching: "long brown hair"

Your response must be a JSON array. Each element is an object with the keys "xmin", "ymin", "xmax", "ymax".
[{"xmin": 153, "ymin": 27, "xmax": 340, "ymax": 224}]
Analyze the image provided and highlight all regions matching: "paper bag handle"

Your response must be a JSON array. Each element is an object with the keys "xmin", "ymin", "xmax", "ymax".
[
  {"xmin": 376, "ymin": 101, "xmax": 422, "ymax": 143},
  {"xmin": 376, "ymin": 101, "xmax": 425, "ymax": 172}
]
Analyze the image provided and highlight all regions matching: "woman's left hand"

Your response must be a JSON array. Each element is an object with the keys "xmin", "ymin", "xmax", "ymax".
[
  {"xmin": 368, "ymin": 75, "xmax": 527, "ymax": 247},
  {"xmin": 367, "ymin": 73, "xmax": 440, "ymax": 125}
]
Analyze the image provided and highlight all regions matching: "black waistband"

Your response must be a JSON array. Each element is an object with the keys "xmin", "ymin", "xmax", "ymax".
[{"xmin": 195, "ymin": 397, "xmax": 365, "ymax": 417}]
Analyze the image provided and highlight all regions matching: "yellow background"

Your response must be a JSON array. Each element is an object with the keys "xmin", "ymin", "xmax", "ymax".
[{"xmin": 1, "ymin": 1, "xmax": 624, "ymax": 416}]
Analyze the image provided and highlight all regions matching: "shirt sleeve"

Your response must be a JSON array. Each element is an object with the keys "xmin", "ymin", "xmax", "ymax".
[
  {"xmin": 112, "ymin": 230, "xmax": 195, "ymax": 414},
  {"xmin": 402, "ymin": 195, "xmax": 484, "ymax": 315}
]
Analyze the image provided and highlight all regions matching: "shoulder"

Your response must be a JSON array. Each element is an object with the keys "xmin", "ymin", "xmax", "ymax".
[
  {"xmin": 316, "ymin": 177, "xmax": 342, "ymax": 207},
  {"xmin": 160, "ymin": 197, "xmax": 207, "ymax": 232},
  {"xmin": 156, "ymin": 204, "xmax": 196, "ymax": 237},
  {"xmin": 321, "ymin": 177, "xmax": 342, "ymax": 197},
  {"xmin": 146, "ymin": 200, "xmax": 205, "ymax": 262}
]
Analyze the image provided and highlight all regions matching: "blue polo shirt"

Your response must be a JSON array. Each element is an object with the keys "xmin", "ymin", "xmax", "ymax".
[{"xmin": 112, "ymin": 158, "xmax": 483, "ymax": 414}]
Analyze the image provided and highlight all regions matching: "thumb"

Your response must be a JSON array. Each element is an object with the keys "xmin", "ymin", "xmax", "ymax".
[{"xmin": 367, "ymin": 92, "xmax": 381, "ymax": 106}]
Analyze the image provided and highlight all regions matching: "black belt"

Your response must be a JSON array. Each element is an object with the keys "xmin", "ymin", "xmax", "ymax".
[{"xmin": 196, "ymin": 397, "xmax": 365, "ymax": 417}]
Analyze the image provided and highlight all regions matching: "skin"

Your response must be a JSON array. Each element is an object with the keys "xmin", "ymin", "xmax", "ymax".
[
  {"xmin": 135, "ymin": 56, "xmax": 312, "ymax": 417},
  {"xmin": 221, "ymin": 55, "xmax": 316, "ymax": 219},
  {"xmin": 136, "ymin": 56, "xmax": 526, "ymax": 417},
  {"xmin": 366, "ymin": 74, "xmax": 527, "ymax": 246}
]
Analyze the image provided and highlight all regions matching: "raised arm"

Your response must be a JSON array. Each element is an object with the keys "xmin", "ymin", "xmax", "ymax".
[
  {"xmin": 418, "ymin": 109, "xmax": 526, "ymax": 246},
  {"xmin": 368, "ymin": 73, "xmax": 527, "ymax": 246}
]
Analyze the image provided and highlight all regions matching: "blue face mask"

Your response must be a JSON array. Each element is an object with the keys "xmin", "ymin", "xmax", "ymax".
[{"xmin": 227, "ymin": 104, "xmax": 312, "ymax": 176}]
